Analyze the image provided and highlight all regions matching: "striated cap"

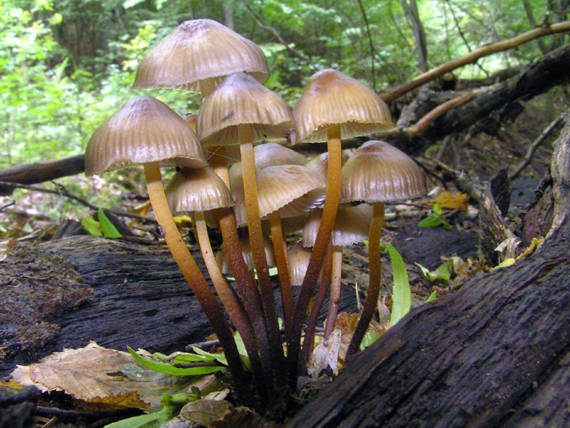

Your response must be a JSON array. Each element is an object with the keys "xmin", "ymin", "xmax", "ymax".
[
  {"xmin": 287, "ymin": 244, "xmax": 313, "ymax": 286},
  {"xmin": 134, "ymin": 19, "xmax": 268, "ymax": 95},
  {"xmin": 340, "ymin": 140, "xmax": 428, "ymax": 203},
  {"xmin": 166, "ymin": 167, "xmax": 233, "ymax": 214},
  {"xmin": 85, "ymin": 96, "xmax": 207, "ymax": 176},
  {"xmin": 228, "ymin": 143, "xmax": 307, "ymax": 190},
  {"xmin": 293, "ymin": 69, "xmax": 392, "ymax": 143},
  {"xmin": 216, "ymin": 232, "xmax": 275, "ymax": 274},
  {"xmin": 197, "ymin": 73, "xmax": 293, "ymax": 146},
  {"xmin": 232, "ymin": 164, "xmax": 326, "ymax": 226},
  {"xmin": 303, "ymin": 204, "xmax": 372, "ymax": 248}
]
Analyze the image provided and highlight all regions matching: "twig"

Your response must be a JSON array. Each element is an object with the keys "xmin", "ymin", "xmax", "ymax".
[
  {"xmin": 0, "ymin": 181, "xmax": 155, "ymax": 224},
  {"xmin": 242, "ymin": 1, "xmax": 316, "ymax": 69},
  {"xmin": 383, "ymin": 20, "xmax": 570, "ymax": 102},
  {"xmin": 356, "ymin": 0, "xmax": 376, "ymax": 90},
  {"xmin": 509, "ymin": 115, "xmax": 564, "ymax": 180}
]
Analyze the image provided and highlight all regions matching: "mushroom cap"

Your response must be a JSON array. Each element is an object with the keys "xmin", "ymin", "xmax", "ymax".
[
  {"xmin": 197, "ymin": 73, "xmax": 294, "ymax": 146},
  {"xmin": 228, "ymin": 143, "xmax": 307, "ymax": 190},
  {"xmin": 287, "ymin": 244, "xmax": 312, "ymax": 287},
  {"xmin": 293, "ymin": 69, "xmax": 392, "ymax": 143},
  {"xmin": 232, "ymin": 164, "xmax": 326, "ymax": 226},
  {"xmin": 85, "ymin": 96, "xmax": 207, "ymax": 175},
  {"xmin": 134, "ymin": 19, "xmax": 269, "ymax": 92},
  {"xmin": 340, "ymin": 140, "xmax": 428, "ymax": 203},
  {"xmin": 303, "ymin": 204, "xmax": 372, "ymax": 248},
  {"xmin": 166, "ymin": 167, "xmax": 233, "ymax": 214},
  {"xmin": 216, "ymin": 233, "xmax": 275, "ymax": 274}
]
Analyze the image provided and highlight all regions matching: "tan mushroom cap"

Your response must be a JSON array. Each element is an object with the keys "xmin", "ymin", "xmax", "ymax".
[
  {"xmin": 197, "ymin": 73, "xmax": 294, "ymax": 146},
  {"xmin": 303, "ymin": 204, "xmax": 372, "ymax": 248},
  {"xmin": 287, "ymin": 244, "xmax": 313, "ymax": 287},
  {"xmin": 85, "ymin": 96, "xmax": 207, "ymax": 175},
  {"xmin": 340, "ymin": 140, "xmax": 428, "ymax": 203},
  {"xmin": 134, "ymin": 19, "xmax": 269, "ymax": 92},
  {"xmin": 228, "ymin": 143, "xmax": 307, "ymax": 190},
  {"xmin": 216, "ymin": 233, "xmax": 275, "ymax": 274},
  {"xmin": 232, "ymin": 164, "xmax": 326, "ymax": 226},
  {"xmin": 293, "ymin": 68, "xmax": 392, "ymax": 144},
  {"xmin": 166, "ymin": 167, "xmax": 233, "ymax": 214}
]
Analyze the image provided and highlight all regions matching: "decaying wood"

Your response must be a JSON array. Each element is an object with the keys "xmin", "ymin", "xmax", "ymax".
[
  {"xmin": 287, "ymin": 114, "xmax": 570, "ymax": 427},
  {"xmin": 383, "ymin": 20, "xmax": 570, "ymax": 102}
]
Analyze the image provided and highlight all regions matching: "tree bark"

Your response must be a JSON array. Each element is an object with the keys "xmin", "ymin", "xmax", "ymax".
[{"xmin": 287, "ymin": 113, "xmax": 570, "ymax": 428}]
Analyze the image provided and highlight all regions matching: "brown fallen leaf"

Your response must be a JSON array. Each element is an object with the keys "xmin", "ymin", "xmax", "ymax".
[{"xmin": 10, "ymin": 342, "xmax": 193, "ymax": 410}]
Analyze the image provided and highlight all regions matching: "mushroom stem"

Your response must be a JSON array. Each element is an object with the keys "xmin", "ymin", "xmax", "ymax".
[
  {"xmin": 347, "ymin": 202, "xmax": 384, "ymax": 359},
  {"xmin": 289, "ymin": 125, "xmax": 342, "ymax": 377},
  {"xmin": 238, "ymin": 125, "xmax": 284, "ymax": 368},
  {"xmin": 324, "ymin": 246, "xmax": 343, "ymax": 339},
  {"xmin": 143, "ymin": 162, "xmax": 247, "ymax": 392},
  {"xmin": 212, "ymin": 208, "xmax": 274, "ymax": 388},
  {"xmin": 268, "ymin": 211, "xmax": 294, "ymax": 342},
  {"xmin": 192, "ymin": 210, "xmax": 266, "ymax": 394},
  {"xmin": 300, "ymin": 242, "xmax": 333, "ymax": 366}
]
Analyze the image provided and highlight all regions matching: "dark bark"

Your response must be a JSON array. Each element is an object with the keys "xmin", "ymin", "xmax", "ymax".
[{"xmin": 287, "ymin": 113, "xmax": 570, "ymax": 427}]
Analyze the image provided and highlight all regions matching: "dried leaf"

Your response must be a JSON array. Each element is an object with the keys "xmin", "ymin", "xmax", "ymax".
[
  {"xmin": 430, "ymin": 191, "xmax": 469, "ymax": 211},
  {"xmin": 308, "ymin": 329, "xmax": 342, "ymax": 377},
  {"xmin": 10, "ymin": 342, "xmax": 194, "ymax": 410},
  {"xmin": 179, "ymin": 399, "xmax": 233, "ymax": 426}
]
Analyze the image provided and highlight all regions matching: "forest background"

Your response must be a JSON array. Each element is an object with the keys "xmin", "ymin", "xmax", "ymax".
[{"xmin": 0, "ymin": 0, "xmax": 568, "ymax": 231}]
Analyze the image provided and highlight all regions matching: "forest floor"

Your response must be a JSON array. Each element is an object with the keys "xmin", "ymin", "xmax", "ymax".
[{"xmin": 0, "ymin": 89, "xmax": 566, "ymax": 426}]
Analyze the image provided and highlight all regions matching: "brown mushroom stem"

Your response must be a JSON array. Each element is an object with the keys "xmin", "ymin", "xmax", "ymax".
[
  {"xmin": 238, "ymin": 125, "xmax": 284, "ymax": 367},
  {"xmin": 300, "ymin": 242, "xmax": 333, "ymax": 366},
  {"xmin": 347, "ymin": 202, "xmax": 385, "ymax": 359},
  {"xmin": 143, "ymin": 162, "xmax": 247, "ymax": 391},
  {"xmin": 192, "ymin": 210, "xmax": 266, "ymax": 394},
  {"xmin": 324, "ymin": 246, "xmax": 343, "ymax": 339},
  {"xmin": 214, "ymin": 208, "xmax": 272, "ymax": 370},
  {"xmin": 290, "ymin": 125, "xmax": 342, "ymax": 376},
  {"xmin": 268, "ymin": 211, "xmax": 294, "ymax": 340}
]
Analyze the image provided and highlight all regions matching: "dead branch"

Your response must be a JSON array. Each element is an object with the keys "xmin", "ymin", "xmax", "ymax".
[{"xmin": 383, "ymin": 20, "xmax": 570, "ymax": 102}]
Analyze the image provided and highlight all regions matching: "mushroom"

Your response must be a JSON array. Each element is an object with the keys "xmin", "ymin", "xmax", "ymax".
[
  {"xmin": 198, "ymin": 72, "xmax": 294, "ymax": 371},
  {"xmin": 290, "ymin": 69, "xmax": 392, "ymax": 375},
  {"xmin": 165, "ymin": 166, "xmax": 267, "ymax": 392},
  {"xmin": 340, "ymin": 140, "xmax": 428, "ymax": 359},
  {"xmin": 84, "ymin": 96, "xmax": 248, "ymax": 390}
]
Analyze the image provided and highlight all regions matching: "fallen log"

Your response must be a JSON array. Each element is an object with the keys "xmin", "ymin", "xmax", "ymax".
[{"xmin": 287, "ymin": 113, "xmax": 570, "ymax": 427}]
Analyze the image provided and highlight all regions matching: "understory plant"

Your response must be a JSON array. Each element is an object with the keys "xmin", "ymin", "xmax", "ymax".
[{"xmin": 84, "ymin": 18, "xmax": 428, "ymax": 415}]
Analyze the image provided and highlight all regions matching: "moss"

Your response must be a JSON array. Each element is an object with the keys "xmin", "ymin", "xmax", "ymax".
[{"xmin": 0, "ymin": 244, "xmax": 93, "ymax": 359}]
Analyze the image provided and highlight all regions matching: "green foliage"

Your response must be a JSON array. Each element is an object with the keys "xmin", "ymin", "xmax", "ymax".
[
  {"xmin": 415, "ymin": 260, "xmax": 453, "ymax": 282},
  {"xmin": 127, "ymin": 346, "xmax": 225, "ymax": 376},
  {"xmin": 383, "ymin": 243, "xmax": 412, "ymax": 325},
  {"xmin": 418, "ymin": 203, "xmax": 453, "ymax": 229}
]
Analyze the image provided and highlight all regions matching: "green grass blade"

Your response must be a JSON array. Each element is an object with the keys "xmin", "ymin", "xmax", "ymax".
[
  {"xmin": 127, "ymin": 347, "xmax": 224, "ymax": 376},
  {"xmin": 383, "ymin": 243, "xmax": 411, "ymax": 325}
]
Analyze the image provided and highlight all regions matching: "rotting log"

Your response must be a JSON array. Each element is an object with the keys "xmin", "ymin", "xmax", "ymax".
[
  {"xmin": 287, "ymin": 113, "xmax": 570, "ymax": 427},
  {"xmin": 0, "ymin": 235, "xmax": 359, "ymax": 378}
]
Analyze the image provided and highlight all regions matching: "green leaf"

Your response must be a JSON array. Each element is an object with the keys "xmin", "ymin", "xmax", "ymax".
[
  {"xmin": 171, "ymin": 353, "xmax": 216, "ymax": 365},
  {"xmin": 426, "ymin": 291, "xmax": 437, "ymax": 302},
  {"xmin": 359, "ymin": 325, "xmax": 381, "ymax": 351},
  {"xmin": 127, "ymin": 347, "xmax": 224, "ymax": 376},
  {"xmin": 415, "ymin": 260, "xmax": 453, "ymax": 282},
  {"xmin": 433, "ymin": 203, "xmax": 443, "ymax": 216},
  {"xmin": 190, "ymin": 346, "xmax": 228, "ymax": 367},
  {"xmin": 418, "ymin": 214, "xmax": 442, "ymax": 228},
  {"xmin": 97, "ymin": 208, "xmax": 122, "ymax": 238},
  {"xmin": 81, "ymin": 217, "xmax": 102, "ymax": 236},
  {"xmin": 104, "ymin": 404, "xmax": 174, "ymax": 428},
  {"xmin": 383, "ymin": 243, "xmax": 411, "ymax": 325}
]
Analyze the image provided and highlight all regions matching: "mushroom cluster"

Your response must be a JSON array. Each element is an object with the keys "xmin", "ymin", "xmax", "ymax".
[{"xmin": 84, "ymin": 18, "xmax": 428, "ymax": 410}]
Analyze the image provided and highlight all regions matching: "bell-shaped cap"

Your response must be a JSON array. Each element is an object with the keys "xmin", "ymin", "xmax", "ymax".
[
  {"xmin": 85, "ymin": 96, "xmax": 207, "ymax": 175},
  {"xmin": 287, "ymin": 244, "xmax": 313, "ymax": 287},
  {"xmin": 216, "ymin": 232, "xmax": 275, "ymax": 274},
  {"xmin": 197, "ymin": 73, "xmax": 293, "ymax": 146},
  {"xmin": 340, "ymin": 140, "xmax": 428, "ymax": 203},
  {"xmin": 303, "ymin": 204, "xmax": 372, "ymax": 248},
  {"xmin": 293, "ymin": 69, "xmax": 392, "ymax": 143},
  {"xmin": 228, "ymin": 143, "xmax": 307, "ymax": 191},
  {"xmin": 166, "ymin": 167, "xmax": 233, "ymax": 214},
  {"xmin": 134, "ymin": 19, "xmax": 268, "ymax": 94},
  {"xmin": 232, "ymin": 164, "xmax": 326, "ymax": 226}
]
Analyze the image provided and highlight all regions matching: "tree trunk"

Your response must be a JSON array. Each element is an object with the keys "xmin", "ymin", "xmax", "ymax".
[
  {"xmin": 287, "ymin": 113, "xmax": 570, "ymax": 427},
  {"xmin": 400, "ymin": 0, "xmax": 428, "ymax": 71}
]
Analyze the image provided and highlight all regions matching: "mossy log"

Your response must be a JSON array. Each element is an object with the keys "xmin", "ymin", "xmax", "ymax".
[{"xmin": 287, "ymin": 114, "xmax": 570, "ymax": 427}]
